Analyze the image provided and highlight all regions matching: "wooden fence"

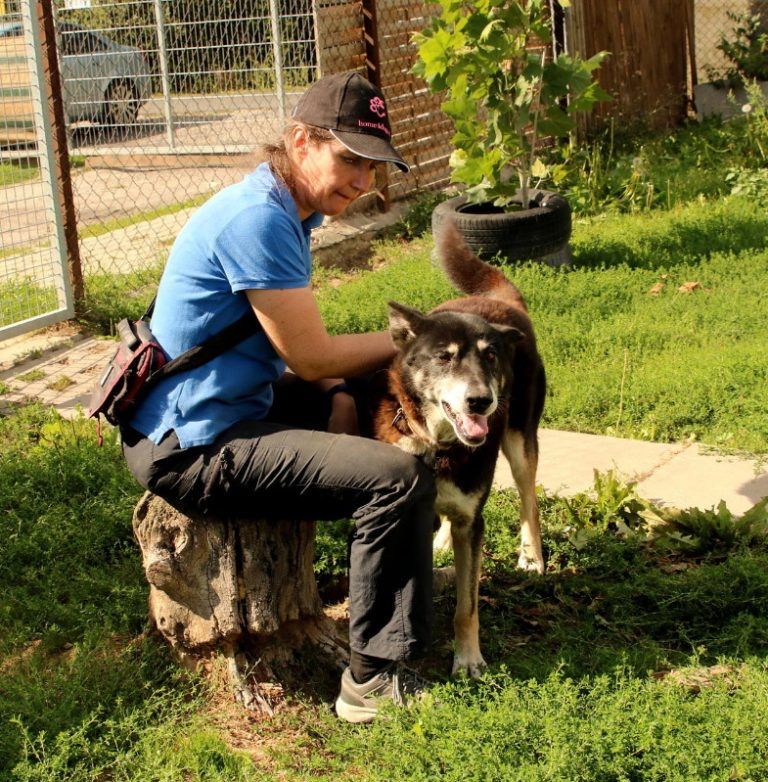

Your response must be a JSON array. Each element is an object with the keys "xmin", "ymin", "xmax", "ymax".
[
  {"xmin": 316, "ymin": 0, "xmax": 452, "ymax": 211},
  {"xmin": 565, "ymin": 0, "xmax": 695, "ymax": 129},
  {"xmin": 316, "ymin": 0, "xmax": 699, "ymax": 210}
]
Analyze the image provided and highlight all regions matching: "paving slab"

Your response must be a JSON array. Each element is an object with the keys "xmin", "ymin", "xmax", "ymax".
[
  {"xmin": 493, "ymin": 429, "xmax": 768, "ymax": 517},
  {"xmin": 636, "ymin": 446, "xmax": 768, "ymax": 515},
  {"xmin": 0, "ymin": 335, "xmax": 114, "ymax": 418}
]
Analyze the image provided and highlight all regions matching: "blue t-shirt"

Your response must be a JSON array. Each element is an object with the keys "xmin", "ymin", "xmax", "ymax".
[{"xmin": 129, "ymin": 163, "xmax": 324, "ymax": 447}]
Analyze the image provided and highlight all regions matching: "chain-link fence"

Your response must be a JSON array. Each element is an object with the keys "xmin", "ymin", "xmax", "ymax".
[
  {"xmin": 2, "ymin": 0, "xmax": 453, "ymax": 338},
  {"xmin": 56, "ymin": 0, "xmax": 319, "ymax": 285},
  {"xmin": 694, "ymin": 0, "xmax": 768, "ymax": 84},
  {"xmin": 2, "ymin": 0, "xmax": 765, "ymax": 339},
  {"xmin": 1, "ymin": 0, "xmax": 75, "ymax": 339}
]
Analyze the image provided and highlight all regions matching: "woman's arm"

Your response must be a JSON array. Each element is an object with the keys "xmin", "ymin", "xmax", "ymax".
[{"xmin": 246, "ymin": 287, "xmax": 395, "ymax": 381}]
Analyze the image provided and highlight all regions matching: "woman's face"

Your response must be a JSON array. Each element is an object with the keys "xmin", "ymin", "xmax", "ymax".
[{"xmin": 291, "ymin": 130, "xmax": 377, "ymax": 219}]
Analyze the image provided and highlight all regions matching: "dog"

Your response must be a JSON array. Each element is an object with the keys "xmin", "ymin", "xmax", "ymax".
[{"xmin": 371, "ymin": 221, "xmax": 546, "ymax": 677}]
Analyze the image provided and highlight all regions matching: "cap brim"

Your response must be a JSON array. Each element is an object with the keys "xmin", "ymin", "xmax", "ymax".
[{"xmin": 330, "ymin": 129, "xmax": 410, "ymax": 174}]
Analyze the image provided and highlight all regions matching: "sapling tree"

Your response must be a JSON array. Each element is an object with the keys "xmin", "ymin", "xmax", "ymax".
[{"xmin": 413, "ymin": 0, "xmax": 610, "ymax": 209}]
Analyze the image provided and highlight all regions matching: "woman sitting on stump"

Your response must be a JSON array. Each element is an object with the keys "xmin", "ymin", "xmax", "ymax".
[{"xmin": 120, "ymin": 71, "xmax": 435, "ymax": 723}]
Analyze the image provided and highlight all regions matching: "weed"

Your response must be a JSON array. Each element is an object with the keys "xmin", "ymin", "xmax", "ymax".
[
  {"xmin": 555, "ymin": 114, "xmax": 766, "ymax": 215},
  {"xmin": 15, "ymin": 369, "xmax": 45, "ymax": 383},
  {"xmin": 709, "ymin": 11, "xmax": 768, "ymax": 87},
  {"xmin": 80, "ymin": 263, "xmax": 164, "ymax": 333},
  {"xmin": 396, "ymin": 190, "xmax": 448, "ymax": 239},
  {"xmin": 45, "ymin": 376, "xmax": 75, "ymax": 392},
  {"xmin": 13, "ymin": 348, "xmax": 44, "ymax": 366}
]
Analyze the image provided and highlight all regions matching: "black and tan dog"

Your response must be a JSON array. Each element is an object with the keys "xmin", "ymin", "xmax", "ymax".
[{"xmin": 372, "ymin": 221, "xmax": 546, "ymax": 676}]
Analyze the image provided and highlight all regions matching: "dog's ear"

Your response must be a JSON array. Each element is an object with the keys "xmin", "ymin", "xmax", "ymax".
[
  {"xmin": 388, "ymin": 301, "xmax": 427, "ymax": 350},
  {"xmin": 493, "ymin": 323, "xmax": 525, "ymax": 350}
]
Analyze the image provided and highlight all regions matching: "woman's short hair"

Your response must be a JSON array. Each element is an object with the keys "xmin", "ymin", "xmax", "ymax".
[{"xmin": 263, "ymin": 121, "xmax": 334, "ymax": 191}]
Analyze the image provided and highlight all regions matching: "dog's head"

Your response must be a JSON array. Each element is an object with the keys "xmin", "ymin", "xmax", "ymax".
[{"xmin": 388, "ymin": 301, "xmax": 523, "ymax": 447}]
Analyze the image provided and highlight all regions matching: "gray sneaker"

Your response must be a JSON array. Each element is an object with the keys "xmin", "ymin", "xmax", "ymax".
[{"xmin": 334, "ymin": 663, "xmax": 429, "ymax": 723}]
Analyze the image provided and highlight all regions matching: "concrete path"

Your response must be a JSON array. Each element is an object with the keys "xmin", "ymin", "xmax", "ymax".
[{"xmin": 1, "ymin": 330, "xmax": 766, "ymax": 517}]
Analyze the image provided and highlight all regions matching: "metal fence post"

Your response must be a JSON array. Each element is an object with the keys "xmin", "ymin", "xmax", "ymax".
[
  {"xmin": 268, "ymin": 0, "xmax": 286, "ymax": 121},
  {"xmin": 153, "ymin": 0, "xmax": 176, "ymax": 149},
  {"xmin": 35, "ymin": 0, "xmax": 82, "ymax": 311}
]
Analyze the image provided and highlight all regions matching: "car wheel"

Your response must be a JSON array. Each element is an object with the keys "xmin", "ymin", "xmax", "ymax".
[
  {"xmin": 101, "ymin": 80, "xmax": 139, "ymax": 135},
  {"xmin": 432, "ymin": 191, "xmax": 572, "ymax": 263}
]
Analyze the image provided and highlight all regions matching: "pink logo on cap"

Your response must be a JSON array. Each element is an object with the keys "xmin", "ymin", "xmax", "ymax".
[{"xmin": 370, "ymin": 97, "xmax": 386, "ymax": 118}]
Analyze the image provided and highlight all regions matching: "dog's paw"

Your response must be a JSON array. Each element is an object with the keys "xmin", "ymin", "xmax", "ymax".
[
  {"xmin": 451, "ymin": 653, "xmax": 487, "ymax": 679},
  {"xmin": 517, "ymin": 552, "xmax": 545, "ymax": 575}
]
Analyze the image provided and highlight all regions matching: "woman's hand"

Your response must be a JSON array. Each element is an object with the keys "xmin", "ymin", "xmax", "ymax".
[
  {"xmin": 327, "ymin": 392, "xmax": 359, "ymax": 435},
  {"xmin": 316, "ymin": 378, "xmax": 359, "ymax": 435}
]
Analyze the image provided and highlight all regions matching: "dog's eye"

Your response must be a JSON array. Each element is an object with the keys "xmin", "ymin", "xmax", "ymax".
[
  {"xmin": 484, "ymin": 349, "xmax": 497, "ymax": 363},
  {"xmin": 437, "ymin": 351, "xmax": 453, "ymax": 363}
]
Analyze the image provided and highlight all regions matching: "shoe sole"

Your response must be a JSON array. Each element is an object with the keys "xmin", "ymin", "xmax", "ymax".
[{"xmin": 335, "ymin": 696, "xmax": 378, "ymax": 723}]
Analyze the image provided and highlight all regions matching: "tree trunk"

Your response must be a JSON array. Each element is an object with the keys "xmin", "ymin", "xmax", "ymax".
[{"xmin": 132, "ymin": 491, "xmax": 347, "ymax": 713}]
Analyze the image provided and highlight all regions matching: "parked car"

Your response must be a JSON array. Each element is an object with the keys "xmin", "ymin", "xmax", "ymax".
[{"xmin": 0, "ymin": 20, "xmax": 151, "ymax": 130}]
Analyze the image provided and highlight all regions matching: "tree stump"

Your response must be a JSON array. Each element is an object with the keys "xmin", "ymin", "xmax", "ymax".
[{"xmin": 132, "ymin": 491, "xmax": 347, "ymax": 714}]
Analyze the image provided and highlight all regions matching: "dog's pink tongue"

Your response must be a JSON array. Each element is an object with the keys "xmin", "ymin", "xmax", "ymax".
[{"xmin": 458, "ymin": 413, "xmax": 489, "ymax": 439}]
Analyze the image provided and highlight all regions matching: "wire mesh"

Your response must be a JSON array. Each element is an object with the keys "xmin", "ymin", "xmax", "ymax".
[
  {"xmin": 47, "ymin": 0, "xmax": 320, "ymax": 289},
  {"xmin": 694, "ymin": 0, "xmax": 768, "ymax": 85},
  {"xmin": 1, "ymin": 0, "xmax": 73, "ymax": 339},
  {"xmin": 9, "ymin": 1, "xmax": 760, "ymax": 339}
]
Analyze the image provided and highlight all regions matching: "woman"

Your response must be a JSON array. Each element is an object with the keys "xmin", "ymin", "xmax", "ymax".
[{"xmin": 121, "ymin": 71, "xmax": 435, "ymax": 723}]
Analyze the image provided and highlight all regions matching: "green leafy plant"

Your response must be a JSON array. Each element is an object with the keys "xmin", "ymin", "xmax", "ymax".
[
  {"xmin": 711, "ymin": 11, "xmax": 768, "ymax": 87},
  {"xmin": 412, "ymin": 0, "xmax": 610, "ymax": 209}
]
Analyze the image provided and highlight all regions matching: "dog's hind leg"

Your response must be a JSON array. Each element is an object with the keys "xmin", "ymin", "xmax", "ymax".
[
  {"xmin": 502, "ymin": 430, "xmax": 544, "ymax": 575},
  {"xmin": 450, "ymin": 513, "xmax": 487, "ymax": 677}
]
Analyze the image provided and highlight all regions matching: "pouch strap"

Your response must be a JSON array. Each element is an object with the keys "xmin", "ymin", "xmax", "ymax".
[{"xmin": 144, "ymin": 310, "xmax": 261, "ymax": 390}]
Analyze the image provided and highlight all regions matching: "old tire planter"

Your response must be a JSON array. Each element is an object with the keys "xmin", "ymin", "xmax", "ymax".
[{"xmin": 432, "ymin": 190, "xmax": 572, "ymax": 264}]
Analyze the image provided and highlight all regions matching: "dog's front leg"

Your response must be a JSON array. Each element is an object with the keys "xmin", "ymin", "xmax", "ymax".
[
  {"xmin": 450, "ymin": 514, "xmax": 487, "ymax": 678},
  {"xmin": 502, "ymin": 430, "xmax": 544, "ymax": 574}
]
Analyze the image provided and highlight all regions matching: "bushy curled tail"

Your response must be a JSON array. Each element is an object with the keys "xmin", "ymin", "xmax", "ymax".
[{"xmin": 435, "ymin": 220, "xmax": 528, "ymax": 311}]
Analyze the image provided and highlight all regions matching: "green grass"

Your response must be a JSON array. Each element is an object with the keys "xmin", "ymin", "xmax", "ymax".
[
  {"xmin": 79, "ymin": 263, "xmax": 164, "ymax": 333},
  {"xmin": 315, "ymin": 195, "xmax": 768, "ymax": 454},
  {"xmin": 2, "ymin": 116, "xmax": 765, "ymax": 779},
  {"xmin": 0, "ymin": 161, "xmax": 39, "ymax": 188},
  {"xmin": 1, "ymin": 402, "xmax": 767, "ymax": 780},
  {"xmin": 0, "ymin": 279, "xmax": 58, "ymax": 329},
  {"xmin": 0, "ymin": 156, "xmax": 83, "ymax": 189},
  {"xmin": 77, "ymin": 195, "xmax": 208, "ymax": 241}
]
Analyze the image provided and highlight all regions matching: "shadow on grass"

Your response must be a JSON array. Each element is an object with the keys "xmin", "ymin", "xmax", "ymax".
[{"xmin": 571, "ymin": 196, "xmax": 768, "ymax": 271}]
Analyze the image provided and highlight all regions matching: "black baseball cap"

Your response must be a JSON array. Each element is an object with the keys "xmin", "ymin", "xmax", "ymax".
[{"xmin": 292, "ymin": 72, "xmax": 410, "ymax": 173}]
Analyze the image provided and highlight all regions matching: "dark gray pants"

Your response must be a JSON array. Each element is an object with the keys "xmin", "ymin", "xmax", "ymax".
[{"xmin": 121, "ymin": 377, "xmax": 436, "ymax": 661}]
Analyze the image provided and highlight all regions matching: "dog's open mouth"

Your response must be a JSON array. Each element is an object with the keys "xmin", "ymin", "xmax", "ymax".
[{"xmin": 442, "ymin": 401, "xmax": 488, "ymax": 445}]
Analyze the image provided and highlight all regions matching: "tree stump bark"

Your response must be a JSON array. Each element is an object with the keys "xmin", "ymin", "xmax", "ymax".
[{"xmin": 132, "ymin": 491, "xmax": 347, "ymax": 713}]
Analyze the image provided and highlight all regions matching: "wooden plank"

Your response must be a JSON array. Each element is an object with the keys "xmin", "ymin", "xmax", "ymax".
[
  {"xmin": 398, "ymin": 134, "xmax": 454, "ymax": 157},
  {"xmin": 393, "ymin": 125, "xmax": 454, "ymax": 151},
  {"xmin": 316, "ymin": 24, "xmax": 363, "ymax": 47},
  {"xmin": 574, "ymin": 0, "xmax": 689, "ymax": 127}
]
